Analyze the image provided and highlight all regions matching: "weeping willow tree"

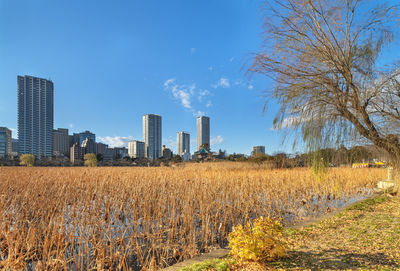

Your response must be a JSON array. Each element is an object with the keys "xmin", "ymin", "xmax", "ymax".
[{"xmin": 251, "ymin": 0, "xmax": 400, "ymax": 173}]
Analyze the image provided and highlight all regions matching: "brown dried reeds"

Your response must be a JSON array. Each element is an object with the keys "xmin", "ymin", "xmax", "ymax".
[{"xmin": 0, "ymin": 164, "xmax": 385, "ymax": 270}]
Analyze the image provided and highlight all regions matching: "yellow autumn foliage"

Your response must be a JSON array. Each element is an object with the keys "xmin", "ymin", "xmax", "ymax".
[{"xmin": 228, "ymin": 216, "xmax": 285, "ymax": 263}]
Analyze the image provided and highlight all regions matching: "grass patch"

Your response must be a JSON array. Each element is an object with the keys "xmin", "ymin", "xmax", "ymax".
[
  {"xmin": 181, "ymin": 194, "xmax": 400, "ymax": 270},
  {"xmin": 346, "ymin": 195, "xmax": 389, "ymax": 211},
  {"xmin": 179, "ymin": 259, "xmax": 232, "ymax": 271}
]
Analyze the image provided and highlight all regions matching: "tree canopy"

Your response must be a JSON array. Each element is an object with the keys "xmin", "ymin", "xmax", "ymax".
[
  {"xmin": 251, "ymin": 0, "xmax": 400, "ymax": 163},
  {"xmin": 19, "ymin": 154, "xmax": 35, "ymax": 167},
  {"xmin": 84, "ymin": 153, "xmax": 98, "ymax": 167}
]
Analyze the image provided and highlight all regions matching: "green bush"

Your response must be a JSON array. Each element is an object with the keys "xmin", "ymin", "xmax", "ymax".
[{"xmin": 228, "ymin": 216, "xmax": 285, "ymax": 264}]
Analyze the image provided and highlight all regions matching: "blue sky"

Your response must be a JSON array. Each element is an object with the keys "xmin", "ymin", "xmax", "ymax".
[{"xmin": 0, "ymin": 1, "xmax": 398, "ymax": 155}]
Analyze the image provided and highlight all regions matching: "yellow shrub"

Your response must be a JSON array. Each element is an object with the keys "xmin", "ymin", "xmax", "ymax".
[{"xmin": 228, "ymin": 217, "xmax": 285, "ymax": 263}]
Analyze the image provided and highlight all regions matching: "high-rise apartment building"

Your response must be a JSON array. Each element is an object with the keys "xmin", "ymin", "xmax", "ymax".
[
  {"xmin": 18, "ymin": 75, "xmax": 54, "ymax": 158},
  {"xmin": 196, "ymin": 116, "xmax": 210, "ymax": 151},
  {"xmin": 128, "ymin": 140, "xmax": 145, "ymax": 158},
  {"xmin": 70, "ymin": 143, "xmax": 84, "ymax": 164},
  {"xmin": 97, "ymin": 143, "xmax": 108, "ymax": 155},
  {"xmin": 78, "ymin": 131, "xmax": 95, "ymax": 145},
  {"xmin": 143, "ymin": 114, "xmax": 162, "ymax": 159},
  {"xmin": 0, "ymin": 127, "xmax": 12, "ymax": 158},
  {"xmin": 53, "ymin": 128, "xmax": 69, "ymax": 157},
  {"xmin": 82, "ymin": 137, "xmax": 97, "ymax": 154},
  {"xmin": 177, "ymin": 131, "xmax": 190, "ymax": 156},
  {"xmin": 252, "ymin": 146, "xmax": 266, "ymax": 156}
]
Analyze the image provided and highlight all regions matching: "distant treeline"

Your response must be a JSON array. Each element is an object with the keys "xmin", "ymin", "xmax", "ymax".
[
  {"xmin": 229, "ymin": 145, "xmax": 390, "ymax": 168},
  {"xmin": 0, "ymin": 145, "xmax": 390, "ymax": 168}
]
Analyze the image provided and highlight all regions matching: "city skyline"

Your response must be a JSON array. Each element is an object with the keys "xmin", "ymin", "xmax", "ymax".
[{"xmin": 5, "ymin": 1, "xmax": 397, "ymax": 154}]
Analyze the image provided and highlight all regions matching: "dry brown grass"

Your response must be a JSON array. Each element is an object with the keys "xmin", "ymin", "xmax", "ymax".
[{"xmin": 0, "ymin": 163, "xmax": 385, "ymax": 270}]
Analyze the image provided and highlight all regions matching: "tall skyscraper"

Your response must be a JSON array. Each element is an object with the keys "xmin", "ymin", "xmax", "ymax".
[
  {"xmin": 177, "ymin": 131, "xmax": 190, "ymax": 156},
  {"xmin": 143, "ymin": 114, "xmax": 162, "ymax": 159},
  {"xmin": 0, "ymin": 127, "xmax": 12, "ymax": 158},
  {"xmin": 197, "ymin": 116, "xmax": 210, "ymax": 150},
  {"xmin": 18, "ymin": 75, "xmax": 54, "ymax": 158}
]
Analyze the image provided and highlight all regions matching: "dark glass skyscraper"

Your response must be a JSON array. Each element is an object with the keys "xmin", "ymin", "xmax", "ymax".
[
  {"xmin": 18, "ymin": 75, "xmax": 54, "ymax": 158},
  {"xmin": 197, "ymin": 116, "xmax": 210, "ymax": 150},
  {"xmin": 143, "ymin": 114, "xmax": 162, "ymax": 159}
]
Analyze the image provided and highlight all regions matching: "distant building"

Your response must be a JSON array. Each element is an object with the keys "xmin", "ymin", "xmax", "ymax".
[
  {"xmin": 18, "ymin": 75, "xmax": 53, "ymax": 158},
  {"xmin": 53, "ymin": 128, "xmax": 69, "ymax": 157},
  {"xmin": 69, "ymin": 134, "xmax": 80, "ymax": 147},
  {"xmin": 103, "ymin": 147, "xmax": 115, "ymax": 162},
  {"xmin": 0, "ymin": 127, "xmax": 12, "ymax": 158},
  {"xmin": 78, "ymin": 131, "xmax": 95, "ymax": 145},
  {"xmin": 182, "ymin": 150, "xmax": 191, "ymax": 161},
  {"xmin": 177, "ymin": 131, "xmax": 190, "ymax": 156},
  {"xmin": 162, "ymin": 145, "xmax": 173, "ymax": 159},
  {"xmin": 214, "ymin": 149, "xmax": 226, "ymax": 159},
  {"xmin": 193, "ymin": 146, "xmax": 213, "ymax": 160},
  {"xmin": 128, "ymin": 140, "xmax": 145, "ymax": 158},
  {"xmin": 143, "ymin": 114, "xmax": 162, "ymax": 159},
  {"xmin": 82, "ymin": 137, "xmax": 97, "ymax": 154},
  {"xmin": 70, "ymin": 143, "xmax": 84, "ymax": 163},
  {"xmin": 114, "ymin": 147, "xmax": 128, "ymax": 159},
  {"xmin": 97, "ymin": 143, "xmax": 108, "ymax": 155},
  {"xmin": 12, "ymin": 138, "xmax": 19, "ymax": 157},
  {"xmin": 197, "ymin": 116, "xmax": 210, "ymax": 151},
  {"xmin": 252, "ymin": 146, "xmax": 266, "ymax": 156}
]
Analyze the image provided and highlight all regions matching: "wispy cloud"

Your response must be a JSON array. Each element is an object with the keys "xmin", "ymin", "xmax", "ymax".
[
  {"xmin": 205, "ymin": 101, "xmax": 213, "ymax": 108},
  {"xmin": 98, "ymin": 136, "xmax": 134, "ymax": 148},
  {"xmin": 229, "ymin": 57, "xmax": 235, "ymax": 62},
  {"xmin": 164, "ymin": 79, "xmax": 194, "ymax": 110},
  {"xmin": 212, "ymin": 77, "xmax": 230, "ymax": 89},
  {"xmin": 198, "ymin": 89, "xmax": 211, "ymax": 102},
  {"xmin": 190, "ymin": 47, "xmax": 196, "ymax": 54},
  {"xmin": 211, "ymin": 135, "xmax": 224, "ymax": 145},
  {"xmin": 208, "ymin": 66, "xmax": 213, "ymax": 71},
  {"xmin": 248, "ymin": 85, "xmax": 254, "ymax": 90},
  {"xmin": 164, "ymin": 79, "xmax": 212, "ymax": 115},
  {"xmin": 69, "ymin": 123, "xmax": 74, "ymax": 129},
  {"xmin": 234, "ymin": 79, "xmax": 243, "ymax": 86},
  {"xmin": 164, "ymin": 136, "xmax": 177, "ymax": 152},
  {"xmin": 195, "ymin": 110, "xmax": 205, "ymax": 117}
]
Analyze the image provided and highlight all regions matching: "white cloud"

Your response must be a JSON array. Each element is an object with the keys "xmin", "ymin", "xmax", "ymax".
[
  {"xmin": 212, "ymin": 77, "xmax": 230, "ymax": 89},
  {"xmin": 164, "ymin": 78, "xmax": 194, "ymax": 110},
  {"xmin": 248, "ymin": 85, "xmax": 254, "ymax": 90},
  {"xmin": 164, "ymin": 79, "xmax": 213, "ymax": 115},
  {"xmin": 208, "ymin": 66, "xmax": 213, "ymax": 71},
  {"xmin": 211, "ymin": 135, "xmax": 224, "ymax": 145},
  {"xmin": 98, "ymin": 136, "xmax": 134, "ymax": 148},
  {"xmin": 190, "ymin": 48, "xmax": 196, "ymax": 54},
  {"xmin": 270, "ymin": 115, "xmax": 304, "ymax": 131},
  {"xmin": 195, "ymin": 111, "xmax": 205, "ymax": 117},
  {"xmin": 234, "ymin": 79, "xmax": 243, "ymax": 86},
  {"xmin": 198, "ymin": 89, "xmax": 211, "ymax": 102},
  {"xmin": 164, "ymin": 136, "xmax": 177, "ymax": 152},
  {"xmin": 69, "ymin": 123, "xmax": 74, "ymax": 128},
  {"xmin": 10, "ymin": 128, "xmax": 17, "ymax": 136}
]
